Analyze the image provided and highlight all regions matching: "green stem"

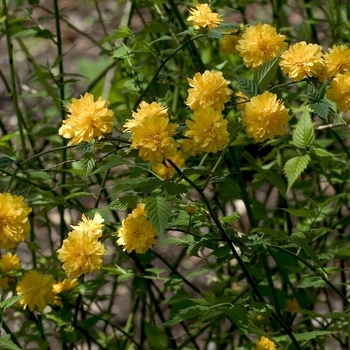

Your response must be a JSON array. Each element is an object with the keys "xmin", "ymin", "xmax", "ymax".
[
  {"xmin": 134, "ymin": 34, "xmax": 205, "ymax": 108},
  {"xmin": 3, "ymin": 0, "xmax": 27, "ymax": 158},
  {"xmin": 167, "ymin": 158, "xmax": 301, "ymax": 349},
  {"xmin": 1, "ymin": 321, "xmax": 22, "ymax": 349},
  {"xmin": 271, "ymin": 245, "xmax": 349, "ymax": 305}
]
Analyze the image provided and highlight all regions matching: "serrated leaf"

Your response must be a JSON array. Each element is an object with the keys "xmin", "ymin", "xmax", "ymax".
[
  {"xmin": 161, "ymin": 181, "xmax": 188, "ymax": 195},
  {"xmin": 281, "ymin": 208, "xmax": 314, "ymax": 218},
  {"xmin": 113, "ymin": 45, "xmax": 129, "ymax": 58},
  {"xmin": 225, "ymin": 305, "xmax": 249, "ymax": 334},
  {"xmin": 76, "ymin": 141, "xmax": 99, "ymax": 153},
  {"xmin": 0, "ymin": 288, "xmax": 35, "ymax": 309},
  {"xmin": 148, "ymin": 81, "xmax": 169, "ymax": 99},
  {"xmin": 284, "ymin": 155, "xmax": 310, "ymax": 194},
  {"xmin": 108, "ymin": 196, "xmax": 139, "ymax": 210},
  {"xmin": 158, "ymin": 235, "xmax": 194, "ymax": 247},
  {"xmin": 312, "ymin": 147, "xmax": 336, "ymax": 157},
  {"xmin": 134, "ymin": 178, "xmax": 162, "ymax": 193},
  {"xmin": 144, "ymin": 197, "xmax": 171, "ymax": 236},
  {"xmin": 92, "ymin": 155, "xmax": 129, "ymax": 174},
  {"xmin": 253, "ymin": 53, "xmax": 281, "ymax": 93},
  {"xmin": 81, "ymin": 152, "xmax": 96, "ymax": 178},
  {"xmin": 179, "ymin": 305, "xmax": 209, "ymax": 319},
  {"xmin": 206, "ymin": 28, "xmax": 223, "ymax": 39},
  {"xmin": 0, "ymin": 156, "xmax": 15, "ymax": 168},
  {"xmin": 0, "ymin": 335, "xmax": 22, "ymax": 350},
  {"xmin": 310, "ymin": 101, "xmax": 330, "ymax": 122},
  {"xmin": 297, "ymin": 275, "xmax": 325, "ymax": 288},
  {"xmin": 235, "ymin": 76, "xmax": 259, "ymax": 98},
  {"xmin": 219, "ymin": 212, "xmax": 240, "ymax": 224},
  {"xmin": 293, "ymin": 108, "xmax": 315, "ymax": 148},
  {"xmin": 145, "ymin": 323, "xmax": 169, "ymax": 350}
]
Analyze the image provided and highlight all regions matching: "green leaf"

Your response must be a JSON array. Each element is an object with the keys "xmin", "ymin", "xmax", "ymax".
[
  {"xmin": 0, "ymin": 335, "xmax": 22, "ymax": 350},
  {"xmin": 293, "ymin": 108, "xmax": 315, "ymax": 148},
  {"xmin": 158, "ymin": 235, "xmax": 194, "ymax": 247},
  {"xmin": 235, "ymin": 76, "xmax": 259, "ymax": 98},
  {"xmin": 113, "ymin": 45, "xmax": 129, "ymax": 58},
  {"xmin": 144, "ymin": 197, "xmax": 171, "ymax": 236},
  {"xmin": 290, "ymin": 236, "xmax": 321, "ymax": 267},
  {"xmin": 0, "ymin": 156, "xmax": 15, "ymax": 168},
  {"xmin": 253, "ymin": 53, "xmax": 281, "ymax": 93},
  {"xmin": 76, "ymin": 141, "xmax": 99, "ymax": 153},
  {"xmin": 281, "ymin": 208, "xmax": 314, "ymax": 218},
  {"xmin": 312, "ymin": 147, "xmax": 337, "ymax": 157},
  {"xmin": 134, "ymin": 178, "xmax": 162, "ymax": 193},
  {"xmin": 92, "ymin": 155, "xmax": 129, "ymax": 174},
  {"xmin": 81, "ymin": 152, "xmax": 96, "ymax": 178},
  {"xmin": 297, "ymin": 275, "xmax": 325, "ymax": 288},
  {"xmin": 307, "ymin": 84, "xmax": 330, "ymax": 122},
  {"xmin": 219, "ymin": 212, "xmax": 240, "ymax": 224},
  {"xmin": 284, "ymin": 155, "xmax": 310, "ymax": 193},
  {"xmin": 148, "ymin": 81, "xmax": 169, "ymax": 99},
  {"xmin": 108, "ymin": 196, "xmax": 139, "ymax": 211},
  {"xmin": 310, "ymin": 101, "xmax": 330, "ymax": 122},
  {"xmin": 144, "ymin": 323, "xmax": 169, "ymax": 350},
  {"xmin": 161, "ymin": 181, "xmax": 188, "ymax": 195},
  {"xmin": 225, "ymin": 305, "xmax": 249, "ymax": 334},
  {"xmin": 0, "ymin": 288, "xmax": 35, "ymax": 309},
  {"xmin": 319, "ymin": 193, "xmax": 347, "ymax": 208}
]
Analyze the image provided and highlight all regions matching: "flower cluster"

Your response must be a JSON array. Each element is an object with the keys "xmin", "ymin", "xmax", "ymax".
[
  {"xmin": 59, "ymin": 92, "xmax": 114, "ymax": 146},
  {"xmin": 326, "ymin": 72, "xmax": 350, "ymax": 112},
  {"xmin": 0, "ymin": 193, "xmax": 32, "ymax": 249},
  {"xmin": 236, "ymin": 23, "xmax": 287, "ymax": 68},
  {"xmin": 53, "ymin": 278, "xmax": 78, "ymax": 306},
  {"xmin": 185, "ymin": 71, "xmax": 231, "ymax": 153},
  {"xmin": 152, "ymin": 151, "xmax": 185, "ymax": 180},
  {"xmin": 187, "ymin": 3, "xmax": 222, "ymax": 30},
  {"xmin": 57, "ymin": 213, "xmax": 106, "ymax": 278},
  {"xmin": 117, "ymin": 204, "xmax": 157, "ymax": 254},
  {"xmin": 125, "ymin": 101, "xmax": 179, "ymax": 163}
]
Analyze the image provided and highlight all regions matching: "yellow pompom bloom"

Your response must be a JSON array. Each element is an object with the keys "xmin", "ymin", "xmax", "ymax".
[
  {"xmin": 185, "ymin": 107, "xmax": 230, "ymax": 153},
  {"xmin": 117, "ymin": 204, "xmax": 157, "ymax": 254},
  {"xmin": 57, "ymin": 230, "xmax": 106, "ymax": 278},
  {"xmin": 0, "ymin": 252, "xmax": 21, "ymax": 273},
  {"xmin": 0, "ymin": 193, "xmax": 32, "ymax": 249},
  {"xmin": 124, "ymin": 101, "xmax": 169, "ymax": 133},
  {"xmin": 242, "ymin": 91, "xmax": 290, "ymax": 142},
  {"xmin": 53, "ymin": 278, "xmax": 78, "ymax": 306},
  {"xmin": 152, "ymin": 151, "xmax": 186, "ymax": 180},
  {"xmin": 256, "ymin": 336, "xmax": 276, "ymax": 350},
  {"xmin": 58, "ymin": 93, "xmax": 114, "ymax": 146},
  {"xmin": 326, "ymin": 72, "xmax": 350, "ymax": 112},
  {"xmin": 71, "ymin": 212, "xmax": 104, "ymax": 238},
  {"xmin": 16, "ymin": 270, "xmax": 55, "ymax": 312},
  {"xmin": 236, "ymin": 23, "xmax": 287, "ymax": 68},
  {"xmin": 280, "ymin": 41, "xmax": 324, "ymax": 82},
  {"xmin": 130, "ymin": 115, "xmax": 179, "ymax": 163},
  {"xmin": 286, "ymin": 298, "xmax": 300, "ymax": 311},
  {"xmin": 322, "ymin": 44, "xmax": 350, "ymax": 79},
  {"xmin": 186, "ymin": 71, "xmax": 232, "ymax": 111},
  {"xmin": 187, "ymin": 3, "xmax": 223, "ymax": 30}
]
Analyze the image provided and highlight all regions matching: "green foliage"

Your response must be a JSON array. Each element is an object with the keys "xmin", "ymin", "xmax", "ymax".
[
  {"xmin": 253, "ymin": 54, "xmax": 281, "ymax": 93},
  {"xmin": 235, "ymin": 76, "xmax": 259, "ymax": 98},
  {"xmin": 284, "ymin": 154, "xmax": 310, "ymax": 193},
  {"xmin": 144, "ymin": 196, "xmax": 171, "ymax": 236},
  {"xmin": 293, "ymin": 107, "xmax": 315, "ymax": 148}
]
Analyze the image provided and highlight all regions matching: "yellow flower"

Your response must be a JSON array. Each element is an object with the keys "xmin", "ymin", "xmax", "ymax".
[
  {"xmin": 285, "ymin": 298, "xmax": 300, "ymax": 311},
  {"xmin": 130, "ymin": 203, "xmax": 147, "ymax": 218},
  {"xmin": 124, "ymin": 101, "xmax": 169, "ymax": 133},
  {"xmin": 185, "ymin": 107, "xmax": 230, "ymax": 153},
  {"xmin": 58, "ymin": 93, "xmax": 114, "ymax": 145},
  {"xmin": 235, "ymin": 91, "xmax": 249, "ymax": 111},
  {"xmin": 256, "ymin": 336, "xmax": 276, "ymax": 350},
  {"xmin": 242, "ymin": 91, "xmax": 290, "ymax": 142},
  {"xmin": 322, "ymin": 44, "xmax": 350, "ymax": 79},
  {"xmin": 57, "ymin": 230, "xmax": 106, "ymax": 278},
  {"xmin": 186, "ymin": 71, "xmax": 232, "ymax": 111},
  {"xmin": 130, "ymin": 115, "xmax": 179, "ymax": 163},
  {"xmin": 16, "ymin": 270, "xmax": 55, "ymax": 312},
  {"xmin": 0, "ymin": 193, "xmax": 32, "ymax": 249},
  {"xmin": 280, "ymin": 41, "xmax": 324, "ymax": 81},
  {"xmin": 236, "ymin": 23, "xmax": 287, "ymax": 68},
  {"xmin": 117, "ymin": 204, "xmax": 157, "ymax": 254},
  {"xmin": 0, "ymin": 252, "xmax": 21, "ymax": 273},
  {"xmin": 187, "ymin": 3, "xmax": 223, "ymax": 30},
  {"xmin": 71, "ymin": 212, "xmax": 104, "ymax": 238},
  {"xmin": 0, "ymin": 278, "xmax": 10, "ymax": 289},
  {"xmin": 220, "ymin": 34, "xmax": 240, "ymax": 55},
  {"xmin": 53, "ymin": 278, "xmax": 78, "ymax": 306},
  {"xmin": 326, "ymin": 72, "xmax": 350, "ymax": 112},
  {"xmin": 152, "ymin": 151, "xmax": 186, "ymax": 180},
  {"xmin": 181, "ymin": 138, "xmax": 204, "ymax": 157}
]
